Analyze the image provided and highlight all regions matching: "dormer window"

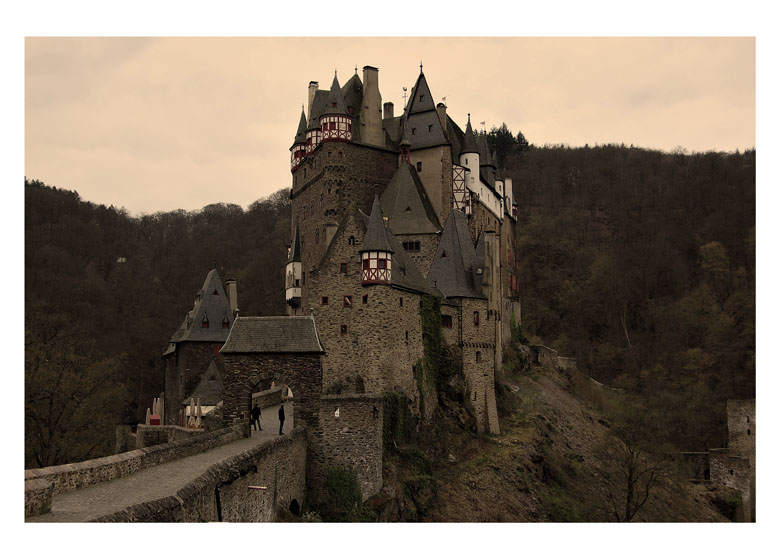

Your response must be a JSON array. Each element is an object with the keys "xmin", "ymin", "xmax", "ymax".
[
  {"xmin": 419, "ymin": 95, "xmax": 424, "ymax": 102},
  {"xmin": 213, "ymin": 289, "xmax": 219, "ymax": 295},
  {"xmin": 428, "ymin": 124, "xmax": 433, "ymax": 132},
  {"xmin": 201, "ymin": 317, "xmax": 209, "ymax": 328},
  {"xmin": 332, "ymin": 102, "xmax": 337, "ymax": 108},
  {"xmin": 417, "ymin": 162, "xmax": 422, "ymax": 172},
  {"xmin": 222, "ymin": 317, "xmax": 229, "ymax": 329},
  {"xmin": 412, "ymin": 128, "xmax": 416, "ymax": 135}
]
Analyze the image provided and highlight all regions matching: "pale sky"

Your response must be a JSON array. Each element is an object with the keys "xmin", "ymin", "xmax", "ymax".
[{"xmin": 25, "ymin": 37, "xmax": 755, "ymax": 215}]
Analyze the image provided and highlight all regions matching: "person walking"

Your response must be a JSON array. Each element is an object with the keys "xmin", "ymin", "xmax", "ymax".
[
  {"xmin": 251, "ymin": 403, "xmax": 262, "ymax": 432},
  {"xmin": 278, "ymin": 404, "xmax": 285, "ymax": 435}
]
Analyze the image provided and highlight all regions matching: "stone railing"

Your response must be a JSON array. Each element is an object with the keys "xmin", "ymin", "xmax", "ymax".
[
  {"xmin": 93, "ymin": 425, "xmax": 307, "ymax": 522},
  {"xmin": 25, "ymin": 424, "xmax": 244, "ymax": 516}
]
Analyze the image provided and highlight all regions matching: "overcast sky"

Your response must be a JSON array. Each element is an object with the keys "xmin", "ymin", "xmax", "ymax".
[{"xmin": 25, "ymin": 36, "xmax": 754, "ymax": 215}]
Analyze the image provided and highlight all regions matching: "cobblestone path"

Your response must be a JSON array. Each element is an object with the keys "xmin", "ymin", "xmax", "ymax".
[{"xmin": 29, "ymin": 403, "xmax": 293, "ymax": 523}]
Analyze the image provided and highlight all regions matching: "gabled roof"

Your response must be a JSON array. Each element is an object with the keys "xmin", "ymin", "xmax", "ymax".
[
  {"xmin": 322, "ymin": 73, "xmax": 348, "ymax": 116},
  {"xmin": 380, "ymin": 162, "xmax": 441, "ymax": 235},
  {"xmin": 291, "ymin": 108, "xmax": 307, "ymax": 147},
  {"xmin": 221, "ymin": 316, "xmax": 324, "ymax": 354},
  {"xmin": 406, "ymin": 72, "xmax": 437, "ymax": 115},
  {"xmin": 182, "ymin": 360, "xmax": 223, "ymax": 406},
  {"xmin": 427, "ymin": 210, "xmax": 485, "ymax": 299},
  {"xmin": 169, "ymin": 268, "xmax": 233, "ymax": 344},
  {"xmin": 287, "ymin": 225, "xmax": 301, "ymax": 264},
  {"xmin": 361, "ymin": 196, "xmax": 394, "ymax": 253}
]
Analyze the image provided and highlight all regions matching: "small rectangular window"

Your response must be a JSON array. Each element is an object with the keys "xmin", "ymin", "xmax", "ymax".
[
  {"xmin": 412, "ymin": 127, "xmax": 417, "ymax": 135},
  {"xmin": 378, "ymin": 259, "xmax": 387, "ymax": 269},
  {"xmin": 343, "ymin": 295, "xmax": 352, "ymax": 307},
  {"xmin": 416, "ymin": 161, "xmax": 422, "ymax": 172},
  {"xmin": 474, "ymin": 311, "xmax": 479, "ymax": 326},
  {"xmin": 340, "ymin": 324, "xmax": 348, "ymax": 335},
  {"xmin": 321, "ymin": 296, "xmax": 329, "ymax": 305},
  {"xmin": 362, "ymin": 294, "xmax": 368, "ymax": 305},
  {"xmin": 400, "ymin": 297, "xmax": 403, "ymax": 307},
  {"xmin": 340, "ymin": 262, "xmax": 347, "ymax": 274},
  {"xmin": 442, "ymin": 315, "xmax": 453, "ymax": 329},
  {"xmin": 428, "ymin": 124, "xmax": 433, "ymax": 132},
  {"xmin": 476, "ymin": 351, "xmax": 481, "ymax": 363}
]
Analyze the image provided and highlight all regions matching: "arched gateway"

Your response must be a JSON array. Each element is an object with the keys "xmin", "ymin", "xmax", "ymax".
[{"xmin": 220, "ymin": 316, "xmax": 324, "ymax": 432}]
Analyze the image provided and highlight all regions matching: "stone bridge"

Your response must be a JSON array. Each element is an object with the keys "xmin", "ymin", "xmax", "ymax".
[{"xmin": 26, "ymin": 403, "xmax": 305, "ymax": 522}]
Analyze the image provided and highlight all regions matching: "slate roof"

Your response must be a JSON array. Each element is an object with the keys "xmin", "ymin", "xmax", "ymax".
[
  {"xmin": 307, "ymin": 89, "xmax": 329, "ymax": 130},
  {"xmin": 427, "ymin": 210, "xmax": 485, "ymax": 299},
  {"xmin": 361, "ymin": 196, "xmax": 394, "ymax": 253},
  {"xmin": 406, "ymin": 72, "xmax": 437, "ymax": 115},
  {"xmin": 182, "ymin": 360, "xmax": 223, "ymax": 406},
  {"xmin": 168, "ymin": 268, "xmax": 234, "ymax": 345},
  {"xmin": 287, "ymin": 225, "xmax": 301, "ymax": 264},
  {"xmin": 380, "ymin": 162, "xmax": 441, "ymax": 235},
  {"xmin": 322, "ymin": 73, "xmax": 348, "ymax": 116},
  {"xmin": 461, "ymin": 115, "xmax": 479, "ymax": 155},
  {"xmin": 221, "ymin": 316, "xmax": 324, "ymax": 354},
  {"xmin": 291, "ymin": 108, "xmax": 307, "ymax": 147},
  {"xmin": 341, "ymin": 73, "xmax": 363, "ymax": 117},
  {"xmin": 358, "ymin": 211, "xmax": 441, "ymax": 297}
]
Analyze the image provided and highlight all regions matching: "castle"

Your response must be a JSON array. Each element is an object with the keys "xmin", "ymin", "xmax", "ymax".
[{"xmin": 161, "ymin": 64, "xmax": 521, "ymax": 499}]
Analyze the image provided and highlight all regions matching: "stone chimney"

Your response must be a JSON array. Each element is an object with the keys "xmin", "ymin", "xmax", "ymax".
[
  {"xmin": 383, "ymin": 102, "xmax": 394, "ymax": 120},
  {"xmin": 436, "ymin": 102, "xmax": 447, "ymax": 132},
  {"xmin": 361, "ymin": 66, "xmax": 383, "ymax": 147},
  {"xmin": 307, "ymin": 81, "xmax": 319, "ymax": 119},
  {"xmin": 226, "ymin": 279, "xmax": 239, "ymax": 317}
]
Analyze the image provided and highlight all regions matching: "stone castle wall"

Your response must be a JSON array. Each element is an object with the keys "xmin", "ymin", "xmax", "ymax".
[
  {"xmin": 710, "ymin": 448, "xmax": 752, "ymax": 522},
  {"xmin": 461, "ymin": 297, "xmax": 499, "ymax": 434},
  {"xmin": 395, "ymin": 232, "xmax": 440, "ymax": 277},
  {"xmin": 308, "ymin": 212, "xmax": 423, "ymax": 403},
  {"xmin": 727, "ymin": 399, "xmax": 755, "ymax": 459},
  {"xmin": 308, "ymin": 394, "xmax": 384, "ymax": 504},
  {"xmin": 291, "ymin": 141, "xmax": 398, "ymax": 308}
]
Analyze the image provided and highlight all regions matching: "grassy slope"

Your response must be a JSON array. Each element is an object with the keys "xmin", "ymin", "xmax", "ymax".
[{"xmin": 380, "ymin": 363, "xmax": 732, "ymax": 522}]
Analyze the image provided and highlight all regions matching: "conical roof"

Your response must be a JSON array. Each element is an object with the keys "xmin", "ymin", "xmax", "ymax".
[
  {"xmin": 427, "ymin": 210, "xmax": 484, "ymax": 299},
  {"xmin": 360, "ymin": 196, "xmax": 394, "ymax": 253},
  {"xmin": 292, "ymin": 108, "xmax": 307, "ymax": 147},
  {"xmin": 168, "ymin": 268, "xmax": 233, "ymax": 345},
  {"xmin": 380, "ymin": 163, "xmax": 440, "ymax": 235},
  {"xmin": 287, "ymin": 225, "xmax": 301, "ymax": 264},
  {"xmin": 322, "ymin": 72, "xmax": 348, "ymax": 116},
  {"xmin": 461, "ymin": 114, "xmax": 479, "ymax": 155}
]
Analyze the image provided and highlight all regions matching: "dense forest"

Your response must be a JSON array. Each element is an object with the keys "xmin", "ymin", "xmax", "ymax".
[
  {"xmin": 24, "ymin": 180, "xmax": 290, "ymax": 468},
  {"xmin": 504, "ymin": 142, "xmax": 755, "ymax": 453},
  {"xmin": 24, "ymin": 140, "xmax": 755, "ymax": 468}
]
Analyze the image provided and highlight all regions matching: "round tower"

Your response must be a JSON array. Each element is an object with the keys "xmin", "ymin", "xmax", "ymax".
[
  {"xmin": 360, "ymin": 196, "xmax": 393, "ymax": 285},
  {"xmin": 460, "ymin": 114, "xmax": 480, "ymax": 190}
]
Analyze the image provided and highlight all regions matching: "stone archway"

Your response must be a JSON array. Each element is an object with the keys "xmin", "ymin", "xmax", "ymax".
[{"xmin": 221, "ymin": 353, "xmax": 322, "ymax": 435}]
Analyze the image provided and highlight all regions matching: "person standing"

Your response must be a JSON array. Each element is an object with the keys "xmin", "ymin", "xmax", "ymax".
[
  {"xmin": 251, "ymin": 403, "xmax": 262, "ymax": 431},
  {"xmin": 278, "ymin": 404, "xmax": 285, "ymax": 435}
]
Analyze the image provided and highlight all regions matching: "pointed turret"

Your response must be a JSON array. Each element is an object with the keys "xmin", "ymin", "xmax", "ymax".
[
  {"xmin": 321, "ymin": 72, "xmax": 353, "ymax": 142},
  {"xmin": 380, "ymin": 162, "xmax": 441, "ymax": 235},
  {"xmin": 460, "ymin": 114, "xmax": 480, "ymax": 191},
  {"xmin": 290, "ymin": 107, "xmax": 308, "ymax": 170},
  {"xmin": 360, "ymin": 196, "xmax": 393, "ymax": 285},
  {"xmin": 403, "ymin": 69, "xmax": 448, "ymax": 150},
  {"xmin": 285, "ymin": 226, "xmax": 302, "ymax": 311},
  {"xmin": 427, "ymin": 210, "xmax": 484, "ymax": 299}
]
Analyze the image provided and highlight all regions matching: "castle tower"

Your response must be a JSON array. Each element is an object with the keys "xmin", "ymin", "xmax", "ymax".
[
  {"xmin": 460, "ymin": 114, "xmax": 480, "ymax": 191},
  {"xmin": 285, "ymin": 225, "xmax": 303, "ymax": 314},
  {"xmin": 320, "ymin": 72, "xmax": 352, "ymax": 143},
  {"xmin": 290, "ymin": 108, "xmax": 307, "ymax": 170},
  {"xmin": 360, "ymin": 196, "xmax": 393, "ymax": 285}
]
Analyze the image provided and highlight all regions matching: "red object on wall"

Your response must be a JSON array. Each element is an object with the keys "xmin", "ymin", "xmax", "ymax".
[{"xmin": 150, "ymin": 414, "xmax": 161, "ymax": 426}]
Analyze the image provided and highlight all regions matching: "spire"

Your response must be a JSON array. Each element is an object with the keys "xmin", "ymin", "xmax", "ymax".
[
  {"xmin": 322, "ymin": 71, "xmax": 348, "ymax": 115},
  {"xmin": 360, "ymin": 196, "xmax": 394, "ymax": 253},
  {"xmin": 461, "ymin": 113, "xmax": 479, "ymax": 155},
  {"xmin": 406, "ymin": 70, "xmax": 436, "ymax": 115},
  {"xmin": 293, "ymin": 107, "xmax": 307, "ymax": 145},
  {"xmin": 288, "ymin": 225, "xmax": 301, "ymax": 264}
]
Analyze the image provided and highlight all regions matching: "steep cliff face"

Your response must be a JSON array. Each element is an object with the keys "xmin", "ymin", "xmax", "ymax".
[{"xmin": 371, "ymin": 360, "xmax": 731, "ymax": 522}]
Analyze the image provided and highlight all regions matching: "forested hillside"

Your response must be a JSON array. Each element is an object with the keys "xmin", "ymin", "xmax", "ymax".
[
  {"xmin": 506, "ymin": 144, "xmax": 755, "ymax": 452},
  {"xmin": 24, "ymin": 179, "xmax": 291, "ymax": 468}
]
